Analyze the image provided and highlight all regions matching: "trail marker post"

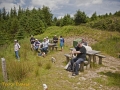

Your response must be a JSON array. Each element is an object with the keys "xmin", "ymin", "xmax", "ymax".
[{"xmin": 1, "ymin": 58, "xmax": 8, "ymax": 82}]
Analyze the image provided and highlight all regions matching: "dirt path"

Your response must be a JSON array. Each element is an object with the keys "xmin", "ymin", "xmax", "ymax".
[{"xmin": 54, "ymin": 36, "xmax": 120, "ymax": 90}]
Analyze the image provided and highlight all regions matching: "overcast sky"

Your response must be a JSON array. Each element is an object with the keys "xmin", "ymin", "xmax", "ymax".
[{"xmin": 0, "ymin": 0, "xmax": 120, "ymax": 18}]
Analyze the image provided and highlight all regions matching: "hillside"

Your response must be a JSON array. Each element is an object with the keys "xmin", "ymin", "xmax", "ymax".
[{"xmin": 0, "ymin": 26, "xmax": 120, "ymax": 90}]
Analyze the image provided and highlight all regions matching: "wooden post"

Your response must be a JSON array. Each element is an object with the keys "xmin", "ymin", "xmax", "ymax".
[{"xmin": 1, "ymin": 58, "xmax": 8, "ymax": 82}]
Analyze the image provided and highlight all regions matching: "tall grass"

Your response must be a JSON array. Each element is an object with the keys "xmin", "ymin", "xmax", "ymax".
[
  {"xmin": 92, "ymin": 36, "xmax": 120, "ymax": 57},
  {"xmin": 7, "ymin": 61, "xmax": 32, "ymax": 82}
]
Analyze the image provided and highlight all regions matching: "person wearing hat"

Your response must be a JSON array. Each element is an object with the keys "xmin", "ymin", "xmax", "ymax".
[
  {"xmin": 53, "ymin": 35, "xmax": 58, "ymax": 45},
  {"xmin": 14, "ymin": 39, "xmax": 21, "ymax": 60},
  {"xmin": 69, "ymin": 41, "xmax": 86, "ymax": 76},
  {"xmin": 34, "ymin": 39, "xmax": 41, "ymax": 52},
  {"xmin": 40, "ymin": 38, "xmax": 48, "ymax": 55},
  {"xmin": 30, "ymin": 35, "xmax": 35, "ymax": 50}
]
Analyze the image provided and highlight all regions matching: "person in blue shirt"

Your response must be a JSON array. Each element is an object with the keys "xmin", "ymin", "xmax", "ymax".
[{"xmin": 59, "ymin": 36, "xmax": 64, "ymax": 51}]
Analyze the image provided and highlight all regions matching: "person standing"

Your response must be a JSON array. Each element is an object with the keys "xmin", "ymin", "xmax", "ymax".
[
  {"xmin": 14, "ymin": 40, "xmax": 21, "ymax": 60},
  {"xmin": 53, "ymin": 35, "xmax": 58, "ymax": 45},
  {"xmin": 59, "ymin": 36, "xmax": 64, "ymax": 51},
  {"xmin": 30, "ymin": 35, "xmax": 35, "ymax": 50}
]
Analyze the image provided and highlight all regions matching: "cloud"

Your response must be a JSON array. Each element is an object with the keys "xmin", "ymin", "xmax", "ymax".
[
  {"xmin": 30, "ymin": 0, "xmax": 69, "ymax": 10},
  {"xmin": 0, "ymin": 0, "xmax": 25, "ymax": 12},
  {"xmin": 0, "ymin": 0, "xmax": 119, "ymax": 18},
  {"xmin": 0, "ymin": 3, "xmax": 18, "ymax": 12},
  {"xmin": 0, "ymin": 0, "xmax": 15, "ymax": 3}
]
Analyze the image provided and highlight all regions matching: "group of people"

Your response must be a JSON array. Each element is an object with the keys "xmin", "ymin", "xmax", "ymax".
[
  {"xmin": 29, "ymin": 35, "xmax": 64, "ymax": 56},
  {"xmin": 14, "ymin": 36, "xmax": 92, "ymax": 77},
  {"xmin": 14, "ymin": 35, "xmax": 65, "ymax": 60},
  {"xmin": 30, "ymin": 35, "xmax": 50, "ymax": 56}
]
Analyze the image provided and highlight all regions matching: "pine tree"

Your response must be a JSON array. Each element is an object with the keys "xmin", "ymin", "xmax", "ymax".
[{"xmin": 74, "ymin": 10, "xmax": 87, "ymax": 25}]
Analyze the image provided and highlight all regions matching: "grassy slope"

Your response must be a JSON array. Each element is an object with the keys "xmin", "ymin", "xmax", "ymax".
[{"xmin": 0, "ymin": 25, "xmax": 120, "ymax": 90}]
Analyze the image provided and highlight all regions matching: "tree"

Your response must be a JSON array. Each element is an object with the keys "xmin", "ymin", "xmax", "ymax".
[
  {"xmin": 10, "ymin": 8, "xmax": 14, "ymax": 18},
  {"xmin": 13, "ymin": 6, "xmax": 17, "ymax": 17},
  {"xmin": 2, "ymin": 7, "xmax": 7, "ymax": 20},
  {"xmin": 74, "ymin": 10, "xmax": 87, "ymax": 25},
  {"xmin": 91, "ymin": 12, "xmax": 97, "ymax": 21},
  {"xmin": 0, "ymin": 9, "xmax": 2, "ymax": 21},
  {"xmin": 42, "ymin": 6, "xmax": 53, "ymax": 26},
  {"xmin": 53, "ymin": 17, "xmax": 57, "ymax": 26},
  {"xmin": 61, "ymin": 14, "xmax": 74, "ymax": 26}
]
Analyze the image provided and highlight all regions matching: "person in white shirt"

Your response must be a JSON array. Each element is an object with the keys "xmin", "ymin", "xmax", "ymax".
[
  {"xmin": 14, "ymin": 40, "xmax": 20, "ymax": 60},
  {"xmin": 41, "ymin": 38, "xmax": 48, "ymax": 54}
]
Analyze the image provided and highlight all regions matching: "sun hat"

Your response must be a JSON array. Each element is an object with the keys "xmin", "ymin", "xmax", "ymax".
[{"xmin": 14, "ymin": 39, "xmax": 17, "ymax": 42}]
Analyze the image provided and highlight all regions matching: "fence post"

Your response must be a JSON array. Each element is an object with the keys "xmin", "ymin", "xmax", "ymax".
[{"xmin": 1, "ymin": 58, "xmax": 8, "ymax": 82}]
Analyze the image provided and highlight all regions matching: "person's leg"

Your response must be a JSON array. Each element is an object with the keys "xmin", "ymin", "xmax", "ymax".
[
  {"xmin": 74, "ymin": 58, "xmax": 84, "ymax": 75},
  {"xmin": 70, "ymin": 57, "xmax": 78, "ymax": 71},
  {"xmin": 15, "ymin": 51, "xmax": 20, "ymax": 60},
  {"xmin": 43, "ymin": 47, "xmax": 48, "ymax": 54}
]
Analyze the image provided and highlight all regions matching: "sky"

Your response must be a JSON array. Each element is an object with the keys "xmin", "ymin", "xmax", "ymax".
[{"xmin": 0, "ymin": 0, "xmax": 120, "ymax": 18}]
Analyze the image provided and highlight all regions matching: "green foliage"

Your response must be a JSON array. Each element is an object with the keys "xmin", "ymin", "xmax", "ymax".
[
  {"xmin": 0, "ymin": 6, "xmax": 52, "ymax": 45},
  {"xmin": 87, "ymin": 16, "xmax": 120, "ymax": 32},
  {"xmin": 97, "ymin": 71, "xmax": 120, "ymax": 87},
  {"xmin": 92, "ymin": 36, "xmax": 120, "ymax": 57},
  {"xmin": 7, "ymin": 61, "xmax": 32, "ymax": 82},
  {"xmin": 74, "ymin": 10, "xmax": 87, "ymax": 25},
  {"xmin": 91, "ymin": 12, "xmax": 97, "ymax": 21},
  {"xmin": 61, "ymin": 14, "xmax": 74, "ymax": 26}
]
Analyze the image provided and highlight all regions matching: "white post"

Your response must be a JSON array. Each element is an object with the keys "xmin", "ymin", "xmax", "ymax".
[{"xmin": 1, "ymin": 58, "xmax": 8, "ymax": 82}]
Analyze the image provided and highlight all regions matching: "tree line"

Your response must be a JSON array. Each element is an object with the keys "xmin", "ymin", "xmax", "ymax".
[{"xmin": 0, "ymin": 5, "xmax": 120, "ymax": 45}]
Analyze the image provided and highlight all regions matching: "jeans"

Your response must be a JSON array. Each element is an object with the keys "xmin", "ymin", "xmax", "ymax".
[
  {"xmin": 15, "ymin": 51, "xmax": 20, "ymax": 60},
  {"xmin": 41, "ymin": 47, "xmax": 48, "ymax": 54},
  {"xmin": 70, "ymin": 57, "xmax": 84, "ymax": 74}
]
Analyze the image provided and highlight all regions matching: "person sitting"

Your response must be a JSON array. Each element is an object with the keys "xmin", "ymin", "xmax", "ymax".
[
  {"xmin": 70, "ymin": 42, "xmax": 86, "ymax": 76},
  {"xmin": 30, "ymin": 35, "xmax": 35, "ymax": 50},
  {"xmin": 53, "ymin": 35, "xmax": 58, "ymax": 45},
  {"xmin": 81, "ymin": 38, "xmax": 88, "ymax": 46},
  {"xmin": 34, "ymin": 39, "xmax": 41, "ymax": 52},
  {"xmin": 40, "ymin": 38, "xmax": 49, "ymax": 55}
]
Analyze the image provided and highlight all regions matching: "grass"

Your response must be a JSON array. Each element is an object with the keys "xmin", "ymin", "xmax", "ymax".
[
  {"xmin": 0, "ymin": 25, "xmax": 120, "ymax": 90},
  {"xmin": 94, "ymin": 71, "xmax": 120, "ymax": 87},
  {"xmin": 92, "ymin": 36, "xmax": 120, "ymax": 57}
]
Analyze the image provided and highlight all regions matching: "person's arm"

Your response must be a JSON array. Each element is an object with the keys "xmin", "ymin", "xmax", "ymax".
[{"xmin": 71, "ymin": 51, "xmax": 81, "ymax": 54}]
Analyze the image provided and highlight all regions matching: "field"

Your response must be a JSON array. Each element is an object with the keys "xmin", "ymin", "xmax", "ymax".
[{"xmin": 0, "ymin": 26, "xmax": 120, "ymax": 90}]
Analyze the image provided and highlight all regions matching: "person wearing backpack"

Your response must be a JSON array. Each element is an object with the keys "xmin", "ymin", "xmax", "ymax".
[
  {"xmin": 59, "ymin": 36, "xmax": 64, "ymax": 51},
  {"xmin": 14, "ymin": 39, "xmax": 21, "ymax": 60}
]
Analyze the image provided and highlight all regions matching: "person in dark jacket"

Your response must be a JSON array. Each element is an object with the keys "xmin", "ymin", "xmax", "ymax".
[{"xmin": 70, "ymin": 42, "xmax": 86, "ymax": 76}]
